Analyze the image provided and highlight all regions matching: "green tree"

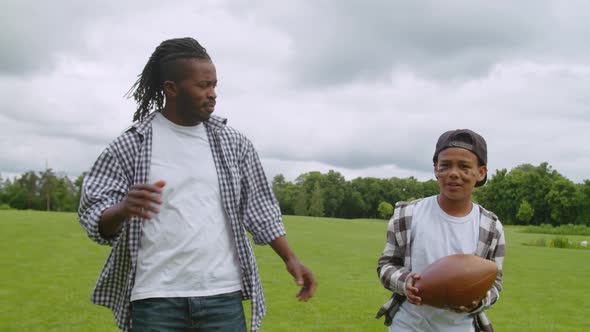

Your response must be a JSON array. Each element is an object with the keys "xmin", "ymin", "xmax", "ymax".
[
  {"xmin": 293, "ymin": 172, "xmax": 324, "ymax": 216},
  {"xmin": 377, "ymin": 201, "xmax": 394, "ymax": 220},
  {"xmin": 320, "ymin": 170, "xmax": 346, "ymax": 218},
  {"xmin": 54, "ymin": 175, "xmax": 77, "ymax": 211},
  {"xmin": 476, "ymin": 163, "xmax": 562, "ymax": 225},
  {"xmin": 39, "ymin": 168, "xmax": 58, "ymax": 211},
  {"xmin": 0, "ymin": 174, "xmax": 5, "ymax": 205},
  {"xmin": 576, "ymin": 180, "xmax": 590, "ymax": 225},
  {"xmin": 340, "ymin": 184, "xmax": 366, "ymax": 219},
  {"xmin": 12, "ymin": 171, "xmax": 43, "ymax": 210},
  {"xmin": 545, "ymin": 177, "xmax": 579, "ymax": 225},
  {"xmin": 351, "ymin": 177, "xmax": 384, "ymax": 218},
  {"xmin": 516, "ymin": 200, "xmax": 534, "ymax": 224},
  {"xmin": 272, "ymin": 174, "xmax": 296, "ymax": 215},
  {"xmin": 74, "ymin": 172, "xmax": 87, "ymax": 211},
  {"xmin": 293, "ymin": 188, "xmax": 308, "ymax": 216},
  {"xmin": 308, "ymin": 182, "xmax": 324, "ymax": 217},
  {"xmin": 421, "ymin": 179, "xmax": 440, "ymax": 198},
  {"xmin": 1, "ymin": 170, "xmax": 80, "ymax": 212}
]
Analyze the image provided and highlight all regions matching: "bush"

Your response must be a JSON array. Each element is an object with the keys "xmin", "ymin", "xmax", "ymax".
[
  {"xmin": 377, "ymin": 201, "xmax": 394, "ymax": 220},
  {"xmin": 549, "ymin": 237, "xmax": 570, "ymax": 248},
  {"xmin": 525, "ymin": 236, "xmax": 589, "ymax": 250},
  {"xmin": 522, "ymin": 224, "xmax": 590, "ymax": 236},
  {"xmin": 531, "ymin": 238, "xmax": 547, "ymax": 247},
  {"xmin": 0, "ymin": 203, "xmax": 12, "ymax": 210}
]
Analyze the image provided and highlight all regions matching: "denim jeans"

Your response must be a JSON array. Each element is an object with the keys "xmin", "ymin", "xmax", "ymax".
[{"xmin": 131, "ymin": 292, "xmax": 246, "ymax": 332}]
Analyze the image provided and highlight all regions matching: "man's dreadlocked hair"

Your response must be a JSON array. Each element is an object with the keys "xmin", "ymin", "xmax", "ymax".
[{"xmin": 126, "ymin": 37, "xmax": 211, "ymax": 122}]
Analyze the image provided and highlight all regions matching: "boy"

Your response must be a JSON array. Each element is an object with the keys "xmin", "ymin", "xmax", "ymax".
[{"xmin": 376, "ymin": 129, "xmax": 505, "ymax": 332}]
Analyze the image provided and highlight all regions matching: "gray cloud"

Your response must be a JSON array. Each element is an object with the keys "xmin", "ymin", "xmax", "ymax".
[
  {"xmin": 2, "ymin": 1, "xmax": 98, "ymax": 75},
  {"xmin": 235, "ymin": 0, "xmax": 590, "ymax": 85},
  {"xmin": 1, "ymin": 0, "xmax": 589, "ymax": 184},
  {"xmin": 0, "ymin": 0, "xmax": 177, "ymax": 76}
]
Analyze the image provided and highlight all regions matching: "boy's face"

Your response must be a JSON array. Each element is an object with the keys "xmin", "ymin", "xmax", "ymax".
[{"xmin": 434, "ymin": 147, "xmax": 487, "ymax": 202}]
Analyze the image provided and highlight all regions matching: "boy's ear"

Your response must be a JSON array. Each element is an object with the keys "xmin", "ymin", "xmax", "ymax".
[
  {"xmin": 477, "ymin": 165, "xmax": 487, "ymax": 182},
  {"xmin": 433, "ymin": 163, "xmax": 439, "ymax": 179}
]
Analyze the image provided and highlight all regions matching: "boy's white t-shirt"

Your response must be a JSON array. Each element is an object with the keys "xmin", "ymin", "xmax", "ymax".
[
  {"xmin": 131, "ymin": 113, "xmax": 242, "ymax": 302},
  {"xmin": 391, "ymin": 195, "xmax": 480, "ymax": 332}
]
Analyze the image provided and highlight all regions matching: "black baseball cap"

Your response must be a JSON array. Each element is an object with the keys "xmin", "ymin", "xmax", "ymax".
[{"xmin": 433, "ymin": 129, "xmax": 488, "ymax": 187}]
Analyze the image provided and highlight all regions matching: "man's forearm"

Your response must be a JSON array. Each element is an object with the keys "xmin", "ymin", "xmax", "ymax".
[
  {"xmin": 270, "ymin": 236, "xmax": 297, "ymax": 263},
  {"xmin": 99, "ymin": 203, "xmax": 127, "ymax": 238},
  {"xmin": 269, "ymin": 235, "xmax": 317, "ymax": 301}
]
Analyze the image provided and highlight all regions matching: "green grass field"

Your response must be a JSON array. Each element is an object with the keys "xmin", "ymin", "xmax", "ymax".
[{"xmin": 1, "ymin": 210, "xmax": 589, "ymax": 331}]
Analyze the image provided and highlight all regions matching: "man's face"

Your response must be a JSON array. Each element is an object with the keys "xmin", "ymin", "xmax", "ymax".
[
  {"xmin": 174, "ymin": 59, "xmax": 217, "ymax": 125},
  {"xmin": 434, "ymin": 147, "xmax": 486, "ymax": 203}
]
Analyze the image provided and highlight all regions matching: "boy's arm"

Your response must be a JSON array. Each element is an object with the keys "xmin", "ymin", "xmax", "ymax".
[
  {"xmin": 377, "ymin": 204, "xmax": 413, "ymax": 296},
  {"xmin": 471, "ymin": 222, "xmax": 506, "ymax": 313}
]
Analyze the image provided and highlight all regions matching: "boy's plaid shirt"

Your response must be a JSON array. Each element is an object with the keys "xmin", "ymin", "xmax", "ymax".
[
  {"xmin": 376, "ymin": 198, "xmax": 506, "ymax": 330},
  {"xmin": 78, "ymin": 112, "xmax": 286, "ymax": 332}
]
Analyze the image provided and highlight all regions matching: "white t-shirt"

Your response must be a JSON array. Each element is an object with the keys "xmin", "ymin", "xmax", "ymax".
[
  {"xmin": 131, "ymin": 113, "xmax": 242, "ymax": 302},
  {"xmin": 391, "ymin": 195, "xmax": 480, "ymax": 332}
]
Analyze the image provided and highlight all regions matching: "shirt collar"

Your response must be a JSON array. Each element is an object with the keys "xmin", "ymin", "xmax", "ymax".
[
  {"xmin": 204, "ymin": 114, "xmax": 228, "ymax": 131},
  {"xmin": 129, "ymin": 111, "xmax": 228, "ymax": 136}
]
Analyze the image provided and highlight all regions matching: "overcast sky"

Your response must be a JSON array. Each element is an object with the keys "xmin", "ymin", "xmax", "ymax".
[{"xmin": 1, "ymin": 0, "xmax": 589, "ymax": 184}]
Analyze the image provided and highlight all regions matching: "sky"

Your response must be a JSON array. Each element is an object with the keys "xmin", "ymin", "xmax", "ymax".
[{"xmin": 1, "ymin": 0, "xmax": 589, "ymax": 184}]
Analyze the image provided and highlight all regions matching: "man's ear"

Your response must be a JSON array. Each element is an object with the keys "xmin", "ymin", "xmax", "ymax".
[{"xmin": 163, "ymin": 80, "xmax": 177, "ymax": 98}]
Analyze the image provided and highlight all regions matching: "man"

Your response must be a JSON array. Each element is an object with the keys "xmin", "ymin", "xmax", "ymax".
[
  {"xmin": 79, "ymin": 37, "xmax": 316, "ymax": 332},
  {"xmin": 376, "ymin": 129, "xmax": 505, "ymax": 332}
]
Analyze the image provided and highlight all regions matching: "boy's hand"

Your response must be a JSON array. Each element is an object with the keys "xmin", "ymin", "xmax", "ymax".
[
  {"xmin": 450, "ymin": 300, "xmax": 479, "ymax": 313},
  {"xmin": 405, "ymin": 272, "xmax": 422, "ymax": 305},
  {"xmin": 450, "ymin": 291, "xmax": 489, "ymax": 313}
]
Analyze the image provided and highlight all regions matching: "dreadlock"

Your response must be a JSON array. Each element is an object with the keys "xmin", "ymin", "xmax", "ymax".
[{"xmin": 126, "ymin": 37, "xmax": 211, "ymax": 122}]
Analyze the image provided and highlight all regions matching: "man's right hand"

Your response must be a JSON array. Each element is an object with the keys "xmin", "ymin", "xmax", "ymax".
[
  {"xmin": 99, "ymin": 180, "xmax": 166, "ymax": 238},
  {"xmin": 118, "ymin": 180, "xmax": 166, "ymax": 220}
]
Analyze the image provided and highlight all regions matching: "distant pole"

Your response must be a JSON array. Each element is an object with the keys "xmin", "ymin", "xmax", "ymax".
[{"xmin": 45, "ymin": 159, "xmax": 50, "ymax": 211}]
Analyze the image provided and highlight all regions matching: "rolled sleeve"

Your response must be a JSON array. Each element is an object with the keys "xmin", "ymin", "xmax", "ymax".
[
  {"xmin": 488, "ymin": 222, "xmax": 505, "ymax": 307},
  {"xmin": 377, "ymin": 207, "xmax": 411, "ymax": 295},
  {"xmin": 78, "ymin": 148, "xmax": 129, "ymax": 246},
  {"xmin": 251, "ymin": 216, "xmax": 286, "ymax": 245},
  {"xmin": 474, "ymin": 220, "xmax": 505, "ymax": 313},
  {"xmin": 240, "ymin": 143, "xmax": 286, "ymax": 245}
]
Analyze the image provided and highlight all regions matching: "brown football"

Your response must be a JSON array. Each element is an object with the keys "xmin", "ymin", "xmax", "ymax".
[{"xmin": 414, "ymin": 254, "xmax": 497, "ymax": 308}]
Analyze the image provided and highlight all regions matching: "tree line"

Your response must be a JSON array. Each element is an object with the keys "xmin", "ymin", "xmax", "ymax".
[
  {"xmin": 272, "ymin": 162, "xmax": 590, "ymax": 225},
  {"xmin": 1, "ymin": 162, "xmax": 589, "ymax": 226},
  {"xmin": 0, "ymin": 170, "xmax": 84, "ymax": 212},
  {"xmin": 272, "ymin": 170, "xmax": 439, "ymax": 220}
]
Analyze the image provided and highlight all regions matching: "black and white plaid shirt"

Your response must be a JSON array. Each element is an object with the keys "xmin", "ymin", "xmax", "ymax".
[{"xmin": 79, "ymin": 111, "xmax": 286, "ymax": 332}]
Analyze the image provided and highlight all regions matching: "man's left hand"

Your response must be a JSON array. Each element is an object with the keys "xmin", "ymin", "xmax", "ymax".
[{"xmin": 285, "ymin": 258, "xmax": 317, "ymax": 301}]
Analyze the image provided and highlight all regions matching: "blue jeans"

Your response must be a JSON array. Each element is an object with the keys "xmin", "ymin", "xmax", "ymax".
[{"xmin": 131, "ymin": 292, "xmax": 246, "ymax": 332}]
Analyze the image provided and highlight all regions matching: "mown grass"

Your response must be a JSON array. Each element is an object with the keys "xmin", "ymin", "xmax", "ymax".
[
  {"xmin": 1, "ymin": 211, "xmax": 589, "ymax": 331},
  {"xmin": 0, "ymin": 210, "xmax": 116, "ymax": 332}
]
